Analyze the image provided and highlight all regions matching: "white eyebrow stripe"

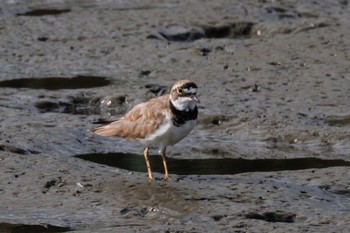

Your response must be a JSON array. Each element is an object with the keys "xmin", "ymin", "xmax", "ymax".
[{"xmin": 183, "ymin": 87, "xmax": 197, "ymax": 94}]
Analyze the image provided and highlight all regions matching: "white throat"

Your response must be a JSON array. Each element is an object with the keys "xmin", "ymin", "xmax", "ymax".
[{"xmin": 170, "ymin": 95, "xmax": 196, "ymax": 111}]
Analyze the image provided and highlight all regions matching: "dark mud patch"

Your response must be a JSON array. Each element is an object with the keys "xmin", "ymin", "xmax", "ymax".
[
  {"xmin": 0, "ymin": 76, "xmax": 111, "ymax": 90},
  {"xmin": 35, "ymin": 100, "xmax": 78, "ymax": 114},
  {"xmin": 331, "ymin": 189, "xmax": 350, "ymax": 196},
  {"xmin": 202, "ymin": 22, "xmax": 254, "ymax": 39},
  {"xmin": 263, "ymin": 5, "xmax": 300, "ymax": 19},
  {"xmin": 324, "ymin": 115, "xmax": 350, "ymax": 126},
  {"xmin": 144, "ymin": 84, "xmax": 168, "ymax": 96},
  {"xmin": 0, "ymin": 144, "xmax": 39, "ymax": 155},
  {"xmin": 16, "ymin": 9, "xmax": 71, "ymax": 17},
  {"xmin": 245, "ymin": 211, "xmax": 296, "ymax": 223},
  {"xmin": 76, "ymin": 153, "xmax": 350, "ymax": 175},
  {"xmin": 319, "ymin": 185, "xmax": 350, "ymax": 197},
  {"xmin": 42, "ymin": 177, "xmax": 63, "ymax": 194},
  {"xmin": 0, "ymin": 223, "xmax": 71, "ymax": 233},
  {"xmin": 155, "ymin": 22, "xmax": 254, "ymax": 42},
  {"xmin": 199, "ymin": 114, "xmax": 231, "ymax": 127},
  {"xmin": 119, "ymin": 206, "xmax": 154, "ymax": 217}
]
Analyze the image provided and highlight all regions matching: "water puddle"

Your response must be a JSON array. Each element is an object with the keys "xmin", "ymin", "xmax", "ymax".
[
  {"xmin": 76, "ymin": 153, "xmax": 350, "ymax": 175},
  {"xmin": 0, "ymin": 76, "xmax": 111, "ymax": 90},
  {"xmin": 16, "ymin": 9, "xmax": 71, "ymax": 17},
  {"xmin": 0, "ymin": 223, "xmax": 71, "ymax": 233}
]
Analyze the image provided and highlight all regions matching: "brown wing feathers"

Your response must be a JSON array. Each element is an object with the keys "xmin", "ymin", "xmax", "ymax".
[{"xmin": 92, "ymin": 95, "xmax": 169, "ymax": 139}]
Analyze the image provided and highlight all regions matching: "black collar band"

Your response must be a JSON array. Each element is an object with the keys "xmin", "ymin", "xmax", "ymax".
[{"xmin": 169, "ymin": 100, "xmax": 198, "ymax": 126}]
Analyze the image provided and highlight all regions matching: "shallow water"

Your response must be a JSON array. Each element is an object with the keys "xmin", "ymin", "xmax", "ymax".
[
  {"xmin": 76, "ymin": 152, "xmax": 350, "ymax": 175},
  {"xmin": 0, "ymin": 76, "xmax": 111, "ymax": 90},
  {"xmin": 0, "ymin": 223, "xmax": 71, "ymax": 233}
]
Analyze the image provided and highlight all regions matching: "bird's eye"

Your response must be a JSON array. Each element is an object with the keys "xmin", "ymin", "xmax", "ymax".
[{"xmin": 177, "ymin": 88, "xmax": 183, "ymax": 94}]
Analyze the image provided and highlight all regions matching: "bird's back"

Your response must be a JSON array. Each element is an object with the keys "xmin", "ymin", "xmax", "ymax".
[{"xmin": 92, "ymin": 95, "xmax": 169, "ymax": 139}]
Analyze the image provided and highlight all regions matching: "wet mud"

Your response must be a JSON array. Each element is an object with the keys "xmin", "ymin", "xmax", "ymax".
[{"xmin": 0, "ymin": 0, "xmax": 350, "ymax": 232}]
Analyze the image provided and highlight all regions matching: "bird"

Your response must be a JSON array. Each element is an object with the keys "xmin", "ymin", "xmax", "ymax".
[{"xmin": 92, "ymin": 80, "xmax": 199, "ymax": 180}]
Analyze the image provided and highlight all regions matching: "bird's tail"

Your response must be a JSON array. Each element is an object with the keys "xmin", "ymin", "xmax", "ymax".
[{"xmin": 91, "ymin": 121, "xmax": 121, "ymax": 137}]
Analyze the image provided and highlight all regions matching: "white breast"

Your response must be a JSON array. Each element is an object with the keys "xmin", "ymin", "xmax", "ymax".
[{"xmin": 141, "ymin": 114, "xmax": 196, "ymax": 148}]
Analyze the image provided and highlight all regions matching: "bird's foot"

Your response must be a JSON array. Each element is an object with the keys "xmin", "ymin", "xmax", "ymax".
[{"xmin": 163, "ymin": 176, "xmax": 169, "ymax": 181}]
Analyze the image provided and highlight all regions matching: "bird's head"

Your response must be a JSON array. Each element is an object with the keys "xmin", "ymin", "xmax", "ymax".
[{"xmin": 170, "ymin": 80, "xmax": 199, "ymax": 111}]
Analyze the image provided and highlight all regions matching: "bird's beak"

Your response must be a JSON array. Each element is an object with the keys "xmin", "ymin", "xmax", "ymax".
[{"xmin": 191, "ymin": 95, "xmax": 200, "ymax": 103}]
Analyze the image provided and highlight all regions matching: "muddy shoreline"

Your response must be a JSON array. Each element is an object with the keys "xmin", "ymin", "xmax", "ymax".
[{"xmin": 0, "ymin": 0, "xmax": 349, "ymax": 232}]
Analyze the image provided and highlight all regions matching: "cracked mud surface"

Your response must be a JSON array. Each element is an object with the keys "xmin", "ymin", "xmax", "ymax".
[{"xmin": 0, "ymin": 0, "xmax": 349, "ymax": 232}]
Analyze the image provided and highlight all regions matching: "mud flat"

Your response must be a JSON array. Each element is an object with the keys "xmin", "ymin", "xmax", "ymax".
[{"xmin": 0, "ymin": 0, "xmax": 349, "ymax": 232}]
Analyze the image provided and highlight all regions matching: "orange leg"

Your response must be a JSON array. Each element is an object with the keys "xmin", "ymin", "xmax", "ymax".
[
  {"xmin": 160, "ymin": 147, "xmax": 169, "ymax": 180},
  {"xmin": 143, "ymin": 147, "xmax": 153, "ymax": 180}
]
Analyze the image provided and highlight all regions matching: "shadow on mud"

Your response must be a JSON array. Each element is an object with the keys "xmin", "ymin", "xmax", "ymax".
[{"xmin": 76, "ymin": 153, "xmax": 350, "ymax": 175}]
